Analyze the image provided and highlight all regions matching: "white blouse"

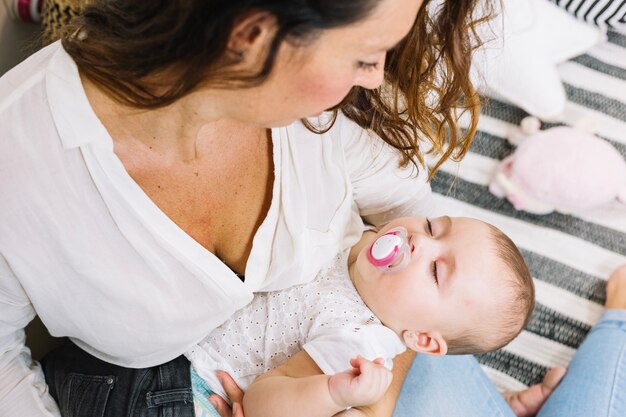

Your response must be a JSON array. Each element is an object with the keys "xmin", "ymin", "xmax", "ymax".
[
  {"xmin": 0, "ymin": 42, "xmax": 432, "ymax": 417},
  {"xmin": 187, "ymin": 251, "xmax": 406, "ymax": 402}
]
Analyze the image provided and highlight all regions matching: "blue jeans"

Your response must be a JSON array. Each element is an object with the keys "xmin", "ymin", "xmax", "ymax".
[{"xmin": 393, "ymin": 310, "xmax": 626, "ymax": 417}]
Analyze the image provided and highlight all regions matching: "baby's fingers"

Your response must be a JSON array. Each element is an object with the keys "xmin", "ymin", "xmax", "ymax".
[
  {"xmin": 350, "ymin": 356, "xmax": 386, "ymax": 373},
  {"xmin": 354, "ymin": 357, "xmax": 392, "ymax": 384},
  {"xmin": 363, "ymin": 360, "xmax": 392, "ymax": 387},
  {"xmin": 349, "ymin": 355, "xmax": 384, "ymax": 369}
]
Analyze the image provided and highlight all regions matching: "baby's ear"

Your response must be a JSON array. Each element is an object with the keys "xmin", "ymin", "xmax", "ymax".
[{"xmin": 403, "ymin": 331, "xmax": 448, "ymax": 356}]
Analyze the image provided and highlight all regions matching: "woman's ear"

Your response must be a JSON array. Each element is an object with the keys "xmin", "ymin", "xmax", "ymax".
[
  {"xmin": 403, "ymin": 330, "xmax": 448, "ymax": 356},
  {"xmin": 227, "ymin": 11, "xmax": 277, "ymax": 63}
]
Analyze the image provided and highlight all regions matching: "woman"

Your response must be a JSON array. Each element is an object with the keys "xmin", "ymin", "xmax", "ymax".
[{"xmin": 0, "ymin": 1, "xmax": 624, "ymax": 417}]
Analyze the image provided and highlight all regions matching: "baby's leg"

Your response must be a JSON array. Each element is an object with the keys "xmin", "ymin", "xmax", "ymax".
[{"xmin": 537, "ymin": 265, "xmax": 626, "ymax": 417}]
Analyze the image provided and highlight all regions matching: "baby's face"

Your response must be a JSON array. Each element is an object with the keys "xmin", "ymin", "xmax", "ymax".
[{"xmin": 352, "ymin": 216, "xmax": 507, "ymax": 344}]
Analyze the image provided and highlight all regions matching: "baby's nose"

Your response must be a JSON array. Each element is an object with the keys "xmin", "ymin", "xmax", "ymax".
[{"xmin": 410, "ymin": 232, "xmax": 435, "ymax": 256}]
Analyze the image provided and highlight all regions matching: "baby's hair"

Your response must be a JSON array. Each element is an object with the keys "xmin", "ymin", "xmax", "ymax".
[{"xmin": 445, "ymin": 224, "xmax": 535, "ymax": 355}]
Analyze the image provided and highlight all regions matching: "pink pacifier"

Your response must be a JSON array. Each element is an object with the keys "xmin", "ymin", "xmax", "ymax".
[{"xmin": 367, "ymin": 227, "xmax": 411, "ymax": 272}]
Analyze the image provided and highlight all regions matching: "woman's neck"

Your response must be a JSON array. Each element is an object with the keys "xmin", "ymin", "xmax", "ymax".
[{"xmin": 80, "ymin": 73, "xmax": 227, "ymax": 157}]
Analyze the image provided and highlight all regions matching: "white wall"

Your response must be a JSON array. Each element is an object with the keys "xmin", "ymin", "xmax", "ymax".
[{"xmin": 0, "ymin": 4, "xmax": 40, "ymax": 76}]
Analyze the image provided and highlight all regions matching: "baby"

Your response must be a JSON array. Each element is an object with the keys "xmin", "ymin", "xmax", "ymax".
[{"xmin": 186, "ymin": 216, "xmax": 535, "ymax": 417}]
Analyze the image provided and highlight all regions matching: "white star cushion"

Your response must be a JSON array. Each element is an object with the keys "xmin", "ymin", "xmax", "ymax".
[{"xmin": 470, "ymin": 0, "xmax": 606, "ymax": 120}]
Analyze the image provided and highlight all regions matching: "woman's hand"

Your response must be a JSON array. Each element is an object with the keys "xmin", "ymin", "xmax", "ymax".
[{"xmin": 209, "ymin": 371, "xmax": 245, "ymax": 417}]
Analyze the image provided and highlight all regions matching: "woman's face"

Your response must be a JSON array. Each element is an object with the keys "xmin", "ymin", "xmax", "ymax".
[{"xmin": 225, "ymin": 0, "xmax": 424, "ymax": 127}]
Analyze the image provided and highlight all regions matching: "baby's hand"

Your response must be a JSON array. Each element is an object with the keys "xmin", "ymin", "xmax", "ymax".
[{"xmin": 327, "ymin": 356, "xmax": 393, "ymax": 408}]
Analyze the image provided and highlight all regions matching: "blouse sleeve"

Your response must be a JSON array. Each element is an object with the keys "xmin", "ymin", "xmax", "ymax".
[
  {"xmin": 303, "ymin": 325, "xmax": 406, "ymax": 376},
  {"xmin": 339, "ymin": 114, "xmax": 434, "ymax": 228},
  {"xmin": 0, "ymin": 253, "xmax": 61, "ymax": 417}
]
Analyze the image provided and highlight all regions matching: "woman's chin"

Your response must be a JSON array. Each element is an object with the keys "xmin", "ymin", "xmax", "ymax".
[{"xmin": 261, "ymin": 110, "xmax": 328, "ymax": 128}]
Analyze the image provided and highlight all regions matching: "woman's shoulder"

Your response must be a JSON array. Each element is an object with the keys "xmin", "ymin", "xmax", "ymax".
[
  {"xmin": 0, "ymin": 42, "xmax": 82, "ymax": 164},
  {"xmin": 0, "ymin": 41, "xmax": 62, "ymax": 113},
  {"xmin": 0, "ymin": 42, "xmax": 86, "ymax": 202},
  {"xmin": 0, "ymin": 42, "xmax": 63, "ymax": 152}
]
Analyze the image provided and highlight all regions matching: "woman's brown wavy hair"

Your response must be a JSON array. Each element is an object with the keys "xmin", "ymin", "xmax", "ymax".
[
  {"xmin": 340, "ymin": 0, "xmax": 489, "ymax": 178},
  {"xmin": 62, "ymin": 0, "xmax": 489, "ymax": 178}
]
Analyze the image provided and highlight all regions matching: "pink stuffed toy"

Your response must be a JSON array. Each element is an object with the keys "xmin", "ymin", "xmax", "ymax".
[{"xmin": 489, "ymin": 117, "xmax": 626, "ymax": 215}]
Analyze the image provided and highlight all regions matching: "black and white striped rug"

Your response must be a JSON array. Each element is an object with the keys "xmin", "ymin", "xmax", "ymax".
[
  {"xmin": 431, "ymin": 30, "xmax": 626, "ymax": 391},
  {"xmin": 549, "ymin": 0, "xmax": 626, "ymax": 33}
]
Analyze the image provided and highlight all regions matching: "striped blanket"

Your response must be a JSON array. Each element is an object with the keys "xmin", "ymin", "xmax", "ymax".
[{"xmin": 431, "ymin": 31, "xmax": 626, "ymax": 392}]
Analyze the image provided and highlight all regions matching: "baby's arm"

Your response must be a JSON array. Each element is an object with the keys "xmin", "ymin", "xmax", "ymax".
[{"xmin": 243, "ymin": 351, "xmax": 392, "ymax": 417}]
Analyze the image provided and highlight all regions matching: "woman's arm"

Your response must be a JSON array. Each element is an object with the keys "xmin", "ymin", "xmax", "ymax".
[
  {"xmin": 0, "ymin": 254, "xmax": 61, "ymax": 417},
  {"xmin": 243, "ymin": 350, "xmax": 405, "ymax": 417}
]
